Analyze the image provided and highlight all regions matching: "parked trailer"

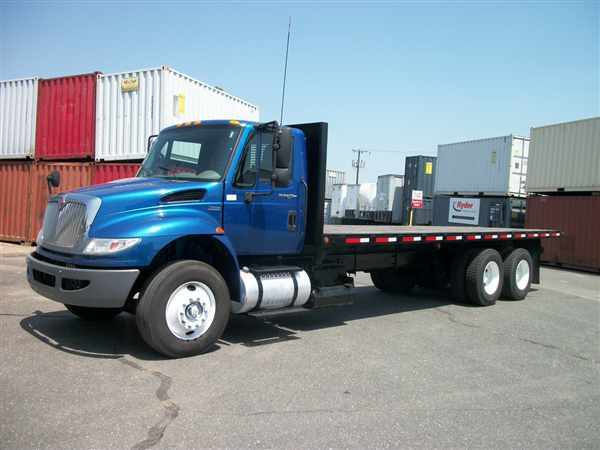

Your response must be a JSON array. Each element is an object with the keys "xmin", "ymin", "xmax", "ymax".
[{"xmin": 26, "ymin": 121, "xmax": 559, "ymax": 358}]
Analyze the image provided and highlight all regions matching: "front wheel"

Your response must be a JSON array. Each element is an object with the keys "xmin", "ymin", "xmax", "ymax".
[
  {"xmin": 65, "ymin": 304, "xmax": 122, "ymax": 320},
  {"xmin": 136, "ymin": 260, "xmax": 231, "ymax": 358}
]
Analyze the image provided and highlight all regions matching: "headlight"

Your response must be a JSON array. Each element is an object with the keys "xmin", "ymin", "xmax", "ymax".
[{"xmin": 83, "ymin": 238, "xmax": 141, "ymax": 255}]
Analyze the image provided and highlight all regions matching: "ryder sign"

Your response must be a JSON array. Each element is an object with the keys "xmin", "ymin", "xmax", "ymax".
[{"xmin": 448, "ymin": 197, "xmax": 480, "ymax": 225}]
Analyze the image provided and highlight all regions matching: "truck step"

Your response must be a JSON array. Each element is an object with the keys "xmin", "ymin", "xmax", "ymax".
[
  {"xmin": 247, "ymin": 307, "xmax": 310, "ymax": 318},
  {"xmin": 307, "ymin": 285, "xmax": 354, "ymax": 309}
]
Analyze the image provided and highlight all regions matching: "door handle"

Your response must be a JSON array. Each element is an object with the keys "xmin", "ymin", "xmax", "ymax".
[
  {"xmin": 278, "ymin": 193, "xmax": 297, "ymax": 199},
  {"xmin": 287, "ymin": 211, "xmax": 297, "ymax": 231}
]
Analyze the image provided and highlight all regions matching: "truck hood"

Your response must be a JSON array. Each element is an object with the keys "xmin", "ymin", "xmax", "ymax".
[{"xmin": 71, "ymin": 177, "xmax": 221, "ymax": 216}]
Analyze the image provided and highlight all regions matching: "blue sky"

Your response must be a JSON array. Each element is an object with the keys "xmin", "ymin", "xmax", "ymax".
[{"xmin": 1, "ymin": 1, "xmax": 598, "ymax": 183}]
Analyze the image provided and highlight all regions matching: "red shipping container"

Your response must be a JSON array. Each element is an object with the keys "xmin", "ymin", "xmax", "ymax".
[
  {"xmin": 29, "ymin": 162, "xmax": 93, "ymax": 241},
  {"xmin": 0, "ymin": 162, "xmax": 32, "ymax": 242},
  {"xmin": 35, "ymin": 73, "xmax": 99, "ymax": 160},
  {"xmin": 526, "ymin": 195, "xmax": 600, "ymax": 272},
  {"xmin": 92, "ymin": 163, "xmax": 141, "ymax": 185}
]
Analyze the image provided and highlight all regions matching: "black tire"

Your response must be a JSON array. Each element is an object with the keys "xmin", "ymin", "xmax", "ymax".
[
  {"xmin": 370, "ymin": 269, "xmax": 416, "ymax": 294},
  {"xmin": 450, "ymin": 249, "xmax": 479, "ymax": 302},
  {"xmin": 501, "ymin": 248, "xmax": 533, "ymax": 300},
  {"xmin": 465, "ymin": 248, "xmax": 504, "ymax": 306},
  {"xmin": 136, "ymin": 260, "xmax": 231, "ymax": 358},
  {"xmin": 65, "ymin": 304, "xmax": 122, "ymax": 321}
]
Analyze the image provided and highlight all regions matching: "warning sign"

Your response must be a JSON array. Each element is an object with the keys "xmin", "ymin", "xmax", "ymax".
[{"xmin": 411, "ymin": 190, "xmax": 424, "ymax": 209}]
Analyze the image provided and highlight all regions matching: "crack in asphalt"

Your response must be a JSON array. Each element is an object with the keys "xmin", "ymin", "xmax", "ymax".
[
  {"xmin": 119, "ymin": 358, "xmax": 180, "ymax": 450},
  {"xmin": 435, "ymin": 307, "xmax": 596, "ymax": 363}
]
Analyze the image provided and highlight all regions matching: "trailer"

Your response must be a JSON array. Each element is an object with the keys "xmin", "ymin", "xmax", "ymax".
[{"xmin": 26, "ymin": 121, "xmax": 559, "ymax": 358}]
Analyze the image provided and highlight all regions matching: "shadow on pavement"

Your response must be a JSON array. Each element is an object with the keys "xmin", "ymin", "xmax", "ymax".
[{"xmin": 20, "ymin": 286, "xmax": 456, "ymax": 360}]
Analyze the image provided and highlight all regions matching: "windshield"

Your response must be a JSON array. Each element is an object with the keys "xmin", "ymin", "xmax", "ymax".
[{"xmin": 138, "ymin": 126, "xmax": 241, "ymax": 181}]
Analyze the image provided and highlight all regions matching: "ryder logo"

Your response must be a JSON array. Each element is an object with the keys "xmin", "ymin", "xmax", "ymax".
[{"xmin": 452, "ymin": 200, "xmax": 475, "ymax": 212}]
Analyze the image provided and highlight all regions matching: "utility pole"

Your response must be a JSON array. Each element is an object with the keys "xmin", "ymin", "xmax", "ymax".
[
  {"xmin": 352, "ymin": 149, "xmax": 369, "ymax": 218},
  {"xmin": 352, "ymin": 148, "xmax": 369, "ymax": 184}
]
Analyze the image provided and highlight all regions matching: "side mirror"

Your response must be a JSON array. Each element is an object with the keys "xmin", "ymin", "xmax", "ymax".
[
  {"xmin": 273, "ymin": 127, "xmax": 293, "ymax": 188},
  {"xmin": 47, "ymin": 171, "xmax": 60, "ymax": 189}
]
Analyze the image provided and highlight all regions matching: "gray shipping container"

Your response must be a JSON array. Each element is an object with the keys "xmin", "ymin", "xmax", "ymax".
[
  {"xmin": 435, "ymin": 135, "xmax": 528, "ymax": 197},
  {"xmin": 527, "ymin": 117, "xmax": 600, "ymax": 193},
  {"xmin": 433, "ymin": 195, "xmax": 525, "ymax": 228},
  {"xmin": 375, "ymin": 174, "xmax": 404, "ymax": 211},
  {"xmin": 324, "ymin": 169, "xmax": 346, "ymax": 199}
]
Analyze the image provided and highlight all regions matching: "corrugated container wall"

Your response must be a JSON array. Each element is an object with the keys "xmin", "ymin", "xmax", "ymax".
[
  {"xmin": 92, "ymin": 163, "xmax": 141, "ymax": 185},
  {"xmin": 527, "ymin": 117, "xmax": 600, "ymax": 193},
  {"xmin": 95, "ymin": 66, "xmax": 260, "ymax": 161},
  {"xmin": 29, "ymin": 163, "xmax": 93, "ymax": 241},
  {"xmin": 375, "ymin": 174, "xmax": 403, "ymax": 211},
  {"xmin": 36, "ymin": 73, "xmax": 98, "ymax": 160},
  {"xmin": 526, "ymin": 195, "xmax": 600, "ymax": 272},
  {"xmin": 0, "ymin": 78, "xmax": 38, "ymax": 159},
  {"xmin": 391, "ymin": 187, "xmax": 404, "ymax": 223},
  {"xmin": 435, "ymin": 135, "xmax": 528, "ymax": 196},
  {"xmin": 0, "ymin": 162, "xmax": 32, "ymax": 242},
  {"xmin": 324, "ymin": 169, "xmax": 346, "ymax": 199},
  {"xmin": 402, "ymin": 156, "xmax": 436, "ymax": 224}
]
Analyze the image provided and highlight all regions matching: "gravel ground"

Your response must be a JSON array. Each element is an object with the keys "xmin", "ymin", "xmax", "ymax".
[{"xmin": 1, "ymin": 247, "xmax": 598, "ymax": 449}]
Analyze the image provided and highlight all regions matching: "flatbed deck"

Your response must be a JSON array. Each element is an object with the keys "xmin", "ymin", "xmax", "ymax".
[{"xmin": 324, "ymin": 225, "xmax": 554, "ymax": 235}]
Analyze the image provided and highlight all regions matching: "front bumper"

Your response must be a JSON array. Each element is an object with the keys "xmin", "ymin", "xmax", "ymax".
[{"xmin": 26, "ymin": 254, "xmax": 140, "ymax": 308}]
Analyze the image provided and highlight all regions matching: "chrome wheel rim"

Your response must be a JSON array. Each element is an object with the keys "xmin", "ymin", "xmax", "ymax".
[
  {"xmin": 483, "ymin": 261, "xmax": 500, "ymax": 296},
  {"xmin": 515, "ymin": 259, "xmax": 530, "ymax": 291},
  {"xmin": 165, "ymin": 281, "xmax": 216, "ymax": 340}
]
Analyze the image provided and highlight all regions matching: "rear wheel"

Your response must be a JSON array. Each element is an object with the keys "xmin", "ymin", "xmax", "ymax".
[
  {"xmin": 136, "ymin": 260, "xmax": 231, "ymax": 358},
  {"xmin": 502, "ymin": 248, "xmax": 533, "ymax": 300},
  {"xmin": 370, "ymin": 269, "xmax": 416, "ymax": 294},
  {"xmin": 450, "ymin": 249, "xmax": 478, "ymax": 302},
  {"xmin": 65, "ymin": 304, "xmax": 122, "ymax": 321},
  {"xmin": 465, "ymin": 248, "xmax": 504, "ymax": 306}
]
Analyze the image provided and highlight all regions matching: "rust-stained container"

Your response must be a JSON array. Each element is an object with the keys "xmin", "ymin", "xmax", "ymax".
[
  {"xmin": 92, "ymin": 162, "xmax": 140, "ymax": 185},
  {"xmin": 35, "ymin": 73, "xmax": 99, "ymax": 160},
  {"xmin": 526, "ymin": 195, "xmax": 600, "ymax": 272},
  {"xmin": 0, "ymin": 162, "xmax": 32, "ymax": 242},
  {"xmin": 28, "ymin": 162, "xmax": 93, "ymax": 241}
]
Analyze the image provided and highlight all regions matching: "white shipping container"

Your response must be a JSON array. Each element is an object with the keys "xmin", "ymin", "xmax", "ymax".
[
  {"xmin": 95, "ymin": 66, "xmax": 260, "ymax": 161},
  {"xmin": 375, "ymin": 174, "xmax": 404, "ymax": 210},
  {"xmin": 324, "ymin": 169, "xmax": 346, "ymax": 199},
  {"xmin": 0, "ymin": 77, "xmax": 38, "ymax": 159},
  {"xmin": 331, "ymin": 184, "xmax": 348, "ymax": 218},
  {"xmin": 435, "ymin": 135, "xmax": 528, "ymax": 197},
  {"xmin": 527, "ymin": 117, "xmax": 600, "ymax": 193},
  {"xmin": 346, "ymin": 183, "xmax": 377, "ymax": 212}
]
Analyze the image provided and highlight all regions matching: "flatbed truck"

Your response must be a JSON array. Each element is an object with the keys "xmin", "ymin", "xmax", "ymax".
[{"xmin": 26, "ymin": 121, "xmax": 560, "ymax": 357}]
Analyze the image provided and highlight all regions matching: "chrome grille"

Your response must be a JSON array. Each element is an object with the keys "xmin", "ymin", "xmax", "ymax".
[{"xmin": 43, "ymin": 200, "xmax": 87, "ymax": 248}]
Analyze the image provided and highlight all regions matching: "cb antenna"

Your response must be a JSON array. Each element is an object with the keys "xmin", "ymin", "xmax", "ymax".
[{"xmin": 279, "ymin": 16, "xmax": 292, "ymax": 125}]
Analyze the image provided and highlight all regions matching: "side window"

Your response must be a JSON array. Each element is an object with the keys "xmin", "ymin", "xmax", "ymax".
[
  {"xmin": 258, "ymin": 132, "xmax": 273, "ymax": 182},
  {"xmin": 235, "ymin": 133, "xmax": 259, "ymax": 187},
  {"xmin": 235, "ymin": 131, "xmax": 274, "ymax": 187}
]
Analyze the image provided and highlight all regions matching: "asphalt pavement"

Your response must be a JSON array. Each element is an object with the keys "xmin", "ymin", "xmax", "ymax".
[{"xmin": 1, "ymin": 245, "xmax": 598, "ymax": 449}]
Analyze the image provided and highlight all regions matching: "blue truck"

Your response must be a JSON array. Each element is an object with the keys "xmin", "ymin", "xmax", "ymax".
[{"xmin": 26, "ymin": 120, "xmax": 559, "ymax": 357}]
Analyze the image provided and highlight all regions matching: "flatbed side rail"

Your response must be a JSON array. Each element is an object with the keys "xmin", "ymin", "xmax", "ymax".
[{"xmin": 324, "ymin": 230, "xmax": 561, "ymax": 249}]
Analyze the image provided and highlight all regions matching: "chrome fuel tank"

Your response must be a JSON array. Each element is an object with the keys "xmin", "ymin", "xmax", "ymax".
[{"xmin": 232, "ymin": 267, "xmax": 311, "ymax": 314}]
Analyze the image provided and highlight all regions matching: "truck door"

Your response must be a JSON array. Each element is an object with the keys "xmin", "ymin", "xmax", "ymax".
[{"xmin": 224, "ymin": 128, "xmax": 303, "ymax": 255}]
